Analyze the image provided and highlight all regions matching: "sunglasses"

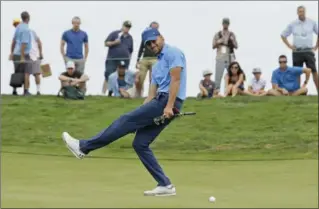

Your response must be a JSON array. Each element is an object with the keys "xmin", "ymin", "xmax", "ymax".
[
  {"xmin": 279, "ymin": 61, "xmax": 287, "ymax": 64},
  {"xmin": 146, "ymin": 40, "xmax": 156, "ymax": 46}
]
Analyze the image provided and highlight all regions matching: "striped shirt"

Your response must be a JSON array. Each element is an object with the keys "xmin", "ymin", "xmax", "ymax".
[{"xmin": 281, "ymin": 18, "xmax": 318, "ymax": 49}]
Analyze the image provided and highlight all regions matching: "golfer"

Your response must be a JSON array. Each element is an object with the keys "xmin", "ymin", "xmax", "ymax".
[{"xmin": 62, "ymin": 27, "xmax": 187, "ymax": 196}]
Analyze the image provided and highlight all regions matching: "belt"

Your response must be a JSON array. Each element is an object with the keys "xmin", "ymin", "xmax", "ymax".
[
  {"xmin": 295, "ymin": 48, "xmax": 312, "ymax": 51},
  {"xmin": 156, "ymin": 92, "xmax": 183, "ymax": 103}
]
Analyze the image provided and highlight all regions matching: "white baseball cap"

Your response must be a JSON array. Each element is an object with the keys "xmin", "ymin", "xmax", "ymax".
[
  {"xmin": 66, "ymin": 61, "xmax": 75, "ymax": 69},
  {"xmin": 252, "ymin": 67, "xmax": 262, "ymax": 74},
  {"xmin": 202, "ymin": 69, "xmax": 213, "ymax": 77}
]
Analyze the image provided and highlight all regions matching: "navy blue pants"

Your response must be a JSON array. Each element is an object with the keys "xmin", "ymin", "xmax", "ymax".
[{"xmin": 79, "ymin": 93, "xmax": 183, "ymax": 186}]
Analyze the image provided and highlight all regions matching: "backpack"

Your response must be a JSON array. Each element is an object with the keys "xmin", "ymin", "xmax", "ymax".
[{"xmin": 58, "ymin": 86, "xmax": 84, "ymax": 100}]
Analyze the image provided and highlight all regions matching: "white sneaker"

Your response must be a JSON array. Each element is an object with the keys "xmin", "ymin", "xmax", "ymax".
[
  {"xmin": 144, "ymin": 185, "xmax": 176, "ymax": 196},
  {"xmin": 62, "ymin": 132, "xmax": 85, "ymax": 159}
]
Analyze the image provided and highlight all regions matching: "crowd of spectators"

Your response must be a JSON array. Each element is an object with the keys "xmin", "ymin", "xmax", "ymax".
[{"xmin": 8, "ymin": 5, "xmax": 318, "ymax": 100}]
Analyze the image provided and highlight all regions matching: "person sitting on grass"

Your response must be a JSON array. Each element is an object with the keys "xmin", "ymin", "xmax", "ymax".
[
  {"xmin": 108, "ymin": 60, "xmax": 141, "ymax": 98},
  {"xmin": 267, "ymin": 55, "xmax": 311, "ymax": 96},
  {"xmin": 197, "ymin": 69, "xmax": 215, "ymax": 99},
  {"xmin": 224, "ymin": 61, "xmax": 246, "ymax": 97},
  {"xmin": 244, "ymin": 67, "xmax": 268, "ymax": 96},
  {"xmin": 59, "ymin": 61, "xmax": 89, "ymax": 94}
]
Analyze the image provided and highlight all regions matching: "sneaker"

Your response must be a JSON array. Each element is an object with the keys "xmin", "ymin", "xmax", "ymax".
[
  {"xmin": 62, "ymin": 132, "xmax": 85, "ymax": 159},
  {"xmin": 144, "ymin": 185, "xmax": 176, "ymax": 196},
  {"xmin": 24, "ymin": 90, "xmax": 31, "ymax": 96}
]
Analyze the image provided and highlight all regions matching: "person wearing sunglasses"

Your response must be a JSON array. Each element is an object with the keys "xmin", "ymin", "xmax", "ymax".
[
  {"xmin": 62, "ymin": 27, "xmax": 186, "ymax": 197},
  {"xmin": 224, "ymin": 61, "xmax": 246, "ymax": 97},
  {"xmin": 268, "ymin": 55, "xmax": 311, "ymax": 96}
]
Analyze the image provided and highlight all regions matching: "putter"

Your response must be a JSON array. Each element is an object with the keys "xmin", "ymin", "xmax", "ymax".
[{"xmin": 153, "ymin": 110, "xmax": 196, "ymax": 125}]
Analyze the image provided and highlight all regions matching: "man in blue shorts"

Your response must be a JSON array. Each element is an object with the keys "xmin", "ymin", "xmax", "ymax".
[{"xmin": 62, "ymin": 27, "xmax": 187, "ymax": 196}]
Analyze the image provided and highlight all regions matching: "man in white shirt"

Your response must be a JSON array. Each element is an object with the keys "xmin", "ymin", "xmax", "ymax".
[
  {"xmin": 29, "ymin": 29, "xmax": 43, "ymax": 95},
  {"xmin": 245, "ymin": 68, "xmax": 267, "ymax": 96}
]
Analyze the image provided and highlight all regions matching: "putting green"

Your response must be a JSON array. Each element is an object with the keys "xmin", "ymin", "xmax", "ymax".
[{"xmin": 2, "ymin": 153, "xmax": 318, "ymax": 208}]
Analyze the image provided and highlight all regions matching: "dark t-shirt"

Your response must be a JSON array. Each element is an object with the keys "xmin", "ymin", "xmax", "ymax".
[
  {"xmin": 61, "ymin": 70, "xmax": 83, "ymax": 79},
  {"xmin": 200, "ymin": 79, "xmax": 215, "ymax": 94}
]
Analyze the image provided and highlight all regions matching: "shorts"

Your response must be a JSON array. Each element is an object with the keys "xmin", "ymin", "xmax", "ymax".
[
  {"xmin": 292, "ymin": 50, "xmax": 317, "ymax": 73},
  {"xmin": 31, "ymin": 59, "xmax": 41, "ymax": 75},
  {"xmin": 13, "ymin": 54, "xmax": 32, "ymax": 74},
  {"xmin": 126, "ymin": 85, "xmax": 137, "ymax": 98}
]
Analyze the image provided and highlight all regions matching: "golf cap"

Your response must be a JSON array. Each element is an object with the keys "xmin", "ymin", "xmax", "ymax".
[
  {"xmin": 252, "ymin": 67, "xmax": 262, "ymax": 74},
  {"xmin": 142, "ymin": 27, "xmax": 161, "ymax": 45},
  {"xmin": 123, "ymin": 20, "xmax": 132, "ymax": 28},
  {"xmin": 118, "ymin": 60, "xmax": 126, "ymax": 68},
  {"xmin": 222, "ymin": 17, "xmax": 230, "ymax": 24},
  {"xmin": 203, "ymin": 69, "xmax": 213, "ymax": 77},
  {"xmin": 66, "ymin": 61, "xmax": 75, "ymax": 69}
]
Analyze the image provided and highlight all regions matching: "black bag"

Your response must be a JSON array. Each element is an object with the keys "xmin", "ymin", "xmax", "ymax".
[
  {"xmin": 58, "ymin": 86, "xmax": 85, "ymax": 100},
  {"xmin": 10, "ymin": 73, "xmax": 25, "ymax": 88},
  {"xmin": 219, "ymin": 31, "xmax": 235, "ymax": 54}
]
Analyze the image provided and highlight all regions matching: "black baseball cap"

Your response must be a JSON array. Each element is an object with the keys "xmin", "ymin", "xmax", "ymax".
[
  {"xmin": 118, "ymin": 60, "xmax": 126, "ymax": 68},
  {"xmin": 123, "ymin": 20, "xmax": 132, "ymax": 28}
]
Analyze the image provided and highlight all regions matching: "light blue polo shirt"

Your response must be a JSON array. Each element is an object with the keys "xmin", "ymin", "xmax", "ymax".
[
  {"xmin": 13, "ymin": 22, "xmax": 32, "ymax": 55},
  {"xmin": 151, "ymin": 44, "xmax": 187, "ymax": 100},
  {"xmin": 281, "ymin": 18, "xmax": 318, "ymax": 49},
  {"xmin": 271, "ymin": 66, "xmax": 303, "ymax": 92},
  {"xmin": 108, "ymin": 70, "xmax": 136, "ymax": 97}
]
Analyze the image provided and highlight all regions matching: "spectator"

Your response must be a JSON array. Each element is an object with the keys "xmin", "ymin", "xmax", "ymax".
[
  {"xmin": 268, "ymin": 55, "xmax": 311, "ymax": 96},
  {"xmin": 9, "ymin": 11, "xmax": 32, "ymax": 96},
  {"xmin": 9, "ymin": 18, "xmax": 22, "ymax": 95},
  {"xmin": 224, "ymin": 61, "xmax": 246, "ymax": 97},
  {"xmin": 245, "ymin": 68, "xmax": 267, "ymax": 96},
  {"xmin": 136, "ymin": 21, "xmax": 159, "ymax": 96},
  {"xmin": 59, "ymin": 61, "xmax": 89, "ymax": 94},
  {"xmin": 197, "ymin": 69, "xmax": 216, "ymax": 99},
  {"xmin": 103, "ymin": 20, "xmax": 133, "ymax": 96},
  {"xmin": 60, "ymin": 16, "xmax": 89, "ymax": 73},
  {"xmin": 281, "ymin": 5, "xmax": 318, "ymax": 93},
  {"xmin": 108, "ymin": 60, "xmax": 141, "ymax": 98},
  {"xmin": 29, "ymin": 28, "xmax": 43, "ymax": 95},
  {"xmin": 213, "ymin": 17, "xmax": 238, "ymax": 93}
]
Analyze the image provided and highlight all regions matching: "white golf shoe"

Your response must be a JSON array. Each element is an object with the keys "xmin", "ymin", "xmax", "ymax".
[
  {"xmin": 62, "ymin": 132, "xmax": 85, "ymax": 159},
  {"xmin": 144, "ymin": 185, "xmax": 176, "ymax": 196}
]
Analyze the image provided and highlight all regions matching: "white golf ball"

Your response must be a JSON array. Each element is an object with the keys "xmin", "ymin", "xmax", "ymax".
[{"xmin": 209, "ymin": 196, "xmax": 216, "ymax": 202}]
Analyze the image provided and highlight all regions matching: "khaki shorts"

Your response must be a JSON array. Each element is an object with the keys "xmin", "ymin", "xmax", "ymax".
[
  {"xmin": 126, "ymin": 85, "xmax": 137, "ymax": 98},
  {"xmin": 139, "ymin": 58, "xmax": 157, "ymax": 85}
]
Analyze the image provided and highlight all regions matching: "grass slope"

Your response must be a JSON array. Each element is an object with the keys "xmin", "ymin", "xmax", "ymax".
[{"xmin": 1, "ymin": 95, "xmax": 318, "ymax": 160}]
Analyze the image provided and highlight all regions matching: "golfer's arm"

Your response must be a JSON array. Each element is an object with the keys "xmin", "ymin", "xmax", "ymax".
[
  {"xmin": 143, "ymin": 84, "xmax": 157, "ymax": 104},
  {"xmin": 167, "ymin": 67, "xmax": 181, "ymax": 108}
]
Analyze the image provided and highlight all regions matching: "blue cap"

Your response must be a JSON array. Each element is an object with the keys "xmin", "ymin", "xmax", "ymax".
[{"xmin": 142, "ymin": 27, "xmax": 160, "ymax": 44}]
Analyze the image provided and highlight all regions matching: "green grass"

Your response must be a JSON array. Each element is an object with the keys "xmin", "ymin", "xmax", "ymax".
[
  {"xmin": 1, "ymin": 95, "xmax": 318, "ymax": 208},
  {"xmin": 1, "ymin": 153, "xmax": 318, "ymax": 208},
  {"xmin": 1, "ymin": 95, "xmax": 318, "ymax": 160}
]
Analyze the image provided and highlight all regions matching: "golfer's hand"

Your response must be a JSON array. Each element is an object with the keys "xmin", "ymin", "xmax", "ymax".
[{"xmin": 163, "ymin": 106, "xmax": 174, "ymax": 119}]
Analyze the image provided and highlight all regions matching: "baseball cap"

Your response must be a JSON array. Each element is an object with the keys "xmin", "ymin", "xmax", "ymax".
[
  {"xmin": 66, "ymin": 61, "xmax": 75, "ymax": 69},
  {"xmin": 222, "ymin": 17, "xmax": 230, "ymax": 24},
  {"xmin": 118, "ymin": 60, "xmax": 126, "ymax": 68},
  {"xmin": 252, "ymin": 67, "xmax": 262, "ymax": 74},
  {"xmin": 142, "ymin": 27, "xmax": 161, "ymax": 45},
  {"xmin": 123, "ymin": 20, "xmax": 132, "ymax": 28},
  {"xmin": 203, "ymin": 69, "xmax": 213, "ymax": 77}
]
